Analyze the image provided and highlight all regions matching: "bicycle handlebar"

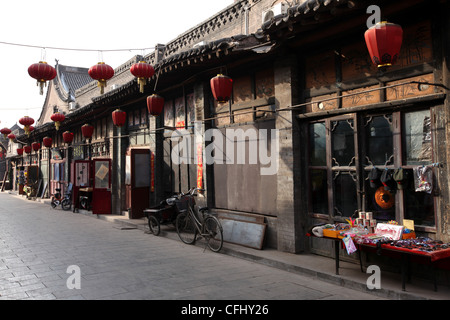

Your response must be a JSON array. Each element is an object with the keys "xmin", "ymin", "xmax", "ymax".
[{"xmin": 180, "ymin": 187, "xmax": 205, "ymax": 197}]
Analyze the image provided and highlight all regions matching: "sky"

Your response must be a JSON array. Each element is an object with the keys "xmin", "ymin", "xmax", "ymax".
[{"xmin": 0, "ymin": 0, "xmax": 233, "ymax": 129}]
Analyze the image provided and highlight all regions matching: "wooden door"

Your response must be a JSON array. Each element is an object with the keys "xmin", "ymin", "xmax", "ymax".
[{"xmin": 92, "ymin": 159, "xmax": 111, "ymax": 214}]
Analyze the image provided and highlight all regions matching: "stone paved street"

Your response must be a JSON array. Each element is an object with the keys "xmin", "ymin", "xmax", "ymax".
[{"xmin": 0, "ymin": 192, "xmax": 383, "ymax": 302}]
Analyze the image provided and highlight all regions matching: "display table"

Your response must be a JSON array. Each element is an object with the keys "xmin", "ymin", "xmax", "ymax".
[{"xmin": 357, "ymin": 242, "xmax": 450, "ymax": 291}]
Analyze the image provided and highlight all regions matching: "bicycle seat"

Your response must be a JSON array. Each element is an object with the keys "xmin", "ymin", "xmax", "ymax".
[
  {"xmin": 198, "ymin": 206, "xmax": 208, "ymax": 212},
  {"xmin": 55, "ymin": 188, "xmax": 61, "ymax": 192}
]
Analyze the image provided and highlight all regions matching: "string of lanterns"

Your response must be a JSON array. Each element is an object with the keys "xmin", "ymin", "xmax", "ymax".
[{"xmin": 7, "ymin": 19, "xmax": 402, "ymax": 158}]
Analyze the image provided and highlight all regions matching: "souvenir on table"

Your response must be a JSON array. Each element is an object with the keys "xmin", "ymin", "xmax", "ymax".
[{"xmin": 375, "ymin": 223, "xmax": 403, "ymax": 240}]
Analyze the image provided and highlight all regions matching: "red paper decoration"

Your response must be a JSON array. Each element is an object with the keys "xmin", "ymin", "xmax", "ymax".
[
  {"xmin": 19, "ymin": 116, "xmax": 34, "ymax": 135},
  {"xmin": 210, "ymin": 74, "xmax": 233, "ymax": 103},
  {"xmin": 24, "ymin": 145, "xmax": 32, "ymax": 154},
  {"xmin": 130, "ymin": 61, "xmax": 155, "ymax": 93},
  {"xmin": 7, "ymin": 133, "xmax": 16, "ymax": 141},
  {"xmin": 112, "ymin": 109, "xmax": 126, "ymax": 127},
  {"xmin": 88, "ymin": 62, "xmax": 114, "ymax": 94},
  {"xmin": 0, "ymin": 128, "xmax": 11, "ymax": 139},
  {"xmin": 50, "ymin": 112, "xmax": 65, "ymax": 130},
  {"xmin": 146, "ymin": 94, "xmax": 165, "ymax": 116},
  {"xmin": 364, "ymin": 21, "xmax": 403, "ymax": 68},
  {"xmin": 32, "ymin": 142, "xmax": 41, "ymax": 151},
  {"xmin": 62, "ymin": 131, "xmax": 74, "ymax": 144},
  {"xmin": 17, "ymin": 148, "xmax": 23, "ymax": 155},
  {"xmin": 43, "ymin": 137, "xmax": 52, "ymax": 148},
  {"xmin": 81, "ymin": 124, "xmax": 94, "ymax": 139},
  {"xmin": 28, "ymin": 61, "xmax": 57, "ymax": 95}
]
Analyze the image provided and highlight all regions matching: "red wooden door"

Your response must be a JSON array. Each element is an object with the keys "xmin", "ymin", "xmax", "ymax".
[
  {"xmin": 92, "ymin": 159, "xmax": 111, "ymax": 214},
  {"xmin": 73, "ymin": 160, "xmax": 92, "ymax": 208},
  {"xmin": 128, "ymin": 149, "xmax": 150, "ymax": 219}
]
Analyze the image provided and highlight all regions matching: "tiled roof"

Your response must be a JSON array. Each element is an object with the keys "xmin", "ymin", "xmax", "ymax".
[{"xmin": 54, "ymin": 64, "xmax": 92, "ymax": 102}]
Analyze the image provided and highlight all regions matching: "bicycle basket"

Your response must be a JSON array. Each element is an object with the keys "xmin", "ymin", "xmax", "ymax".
[{"xmin": 175, "ymin": 195, "xmax": 194, "ymax": 213}]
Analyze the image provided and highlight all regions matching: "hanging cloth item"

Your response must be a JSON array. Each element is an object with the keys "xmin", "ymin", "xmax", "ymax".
[{"xmin": 413, "ymin": 165, "xmax": 433, "ymax": 194}]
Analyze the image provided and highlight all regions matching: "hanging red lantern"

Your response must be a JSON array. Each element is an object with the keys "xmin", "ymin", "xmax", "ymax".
[
  {"xmin": 7, "ymin": 133, "xmax": 16, "ymax": 141},
  {"xmin": 19, "ymin": 116, "xmax": 34, "ymax": 135},
  {"xmin": 364, "ymin": 21, "xmax": 403, "ymax": 69},
  {"xmin": 146, "ymin": 94, "xmax": 165, "ymax": 116},
  {"xmin": 28, "ymin": 61, "xmax": 57, "ymax": 95},
  {"xmin": 0, "ymin": 128, "xmax": 11, "ymax": 139},
  {"xmin": 24, "ymin": 145, "xmax": 32, "ymax": 154},
  {"xmin": 88, "ymin": 62, "xmax": 115, "ymax": 94},
  {"xmin": 50, "ymin": 112, "xmax": 65, "ymax": 130},
  {"xmin": 17, "ymin": 148, "xmax": 23, "ymax": 155},
  {"xmin": 62, "ymin": 131, "xmax": 74, "ymax": 144},
  {"xmin": 32, "ymin": 142, "xmax": 41, "ymax": 152},
  {"xmin": 43, "ymin": 137, "xmax": 52, "ymax": 148},
  {"xmin": 112, "ymin": 109, "xmax": 126, "ymax": 127},
  {"xmin": 81, "ymin": 124, "xmax": 94, "ymax": 139},
  {"xmin": 130, "ymin": 61, "xmax": 155, "ymax": 93},
  {"xmin": 210, "ymin": 74, "xmax": 233, "ymax": 103}
]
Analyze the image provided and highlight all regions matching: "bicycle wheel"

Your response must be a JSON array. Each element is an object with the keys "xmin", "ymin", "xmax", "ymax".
[
  {"xmin": 204, "ymin": 215, "xmax": 223, "ymax": 252},
  {"xmin": 148, "ymin": 215, "xmax": 161, "ymax": 236},
  {"xmin": 61, "ymin": 199, "xmax": 72, "ymax": 211},
  {"xmin": 176, "ymin": 212, "xmax": 197, "ymax": 244}
]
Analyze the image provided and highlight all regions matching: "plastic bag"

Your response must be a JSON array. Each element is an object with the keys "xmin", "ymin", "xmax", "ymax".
[{"xmin": 413, "ymin": 166, "xmax": 433, "ymax": 194}]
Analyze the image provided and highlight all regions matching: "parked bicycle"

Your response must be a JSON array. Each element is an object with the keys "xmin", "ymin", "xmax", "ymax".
[
  {"xmin": 51, "ymin": 183, "xmax": 72, "ymax": 211},
  {"xmin": 175, "ymin": 187, "xmax": 223, "ymax": 252}
]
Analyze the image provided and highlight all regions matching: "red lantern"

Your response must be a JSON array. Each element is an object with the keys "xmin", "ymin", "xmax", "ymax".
[
  {"xmin": 24, "ymin": 145, "xmax": 32, "ymax": 154},
  {"xmin": 7, "ymin": 133, "xmax": 16, "ymax": 141},
  {"xmin": 88, "ymin": 62, "xmax": 115, "ymax": 94},
  {"xmin": 210, "ymin": 74, "xmax": 233, "ymax": 103},
  {"xmin": 28, "ymin": 61, "xmax": 57, "ymax": 95},
  {"xmin": 0, "ymin": 128, "xmax": 11, "ymax": 139},
  {"xmin": 19, "ymin": 116, "xmax": 34, "ymax": 135},
  {"xmin": 146, "ymin": 94, "xmax": 165, "ymax": 116},
  {"xmin": 50, "ymin": 112, "xmax": 65, "ymax": 130},
  {"xmin": 112, "ymin": 109, "xmax": 127, "ymax": 127},
  {"xmin": 32, "ymin": 142, "xmax": 41, "ymax": 152},
  {"xmin": 81, "ymin": 124, "xmax": 94, "ymax": 139},
  {"xmin": 43, "ymin": 137, "xmax": 52, "ymax": 148},
  {"xmin": 17, "ymin": 148, "xmax": 23, "ymax": 155},
  {"xmin": 62, "ymin": 131, "xmax": 74, "ymax": 144},
  {"xmin": 130, "ymin": 61, "xmax": 155, "ymax": 93},
  {"xmin": 364, "ymin": 21, "xmax": 403, "ymax": 68}
]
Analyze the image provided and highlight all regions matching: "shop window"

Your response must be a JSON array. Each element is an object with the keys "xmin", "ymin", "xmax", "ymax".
[
  {"xmin": 365, "ymin": 115, "xmax": 393, "ymax": 166},
  {"xmin": 308, "ymin": 108, "xmax": 435, "ymax": 228}
]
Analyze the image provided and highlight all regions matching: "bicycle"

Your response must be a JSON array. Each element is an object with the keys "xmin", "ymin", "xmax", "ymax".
[
  {"xmin": 51, "ymin": 183, "xmax": 72, "ymax": 211},
  {"xmin": 175, "ymin": 188, "xmax": 223, "ymax": 252}
]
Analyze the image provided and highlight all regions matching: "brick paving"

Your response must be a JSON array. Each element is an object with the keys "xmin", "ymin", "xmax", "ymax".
[{"xmin": 0, "ymin": 192, "xmax": 384, "ymax": 301}]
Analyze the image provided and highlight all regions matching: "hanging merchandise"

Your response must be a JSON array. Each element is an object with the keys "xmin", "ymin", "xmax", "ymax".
[
  {"xmin": 88, "ymin": 62, "xmax": 114, "ymax": 94},
  {"xmin": 343, "ymin": 235, "xmax": 358, "ymax": 254},
  {"xmin": 393, "ymin": 168, "xmax": 409, "ymax": 190},
  {"xmin": 380, "ymin": 169, "xmax": 396, "ymax": 191},
  {"xmin": 368, "ymin": 167, "xmax": 382, "ymax": 188},
  {"xmin": 374, "ymin": 186, "xmax": 394, "ymax": 210},
  {"xmin": 413, "ymin": 165, "xmax": 433, "ymax": 194}
]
